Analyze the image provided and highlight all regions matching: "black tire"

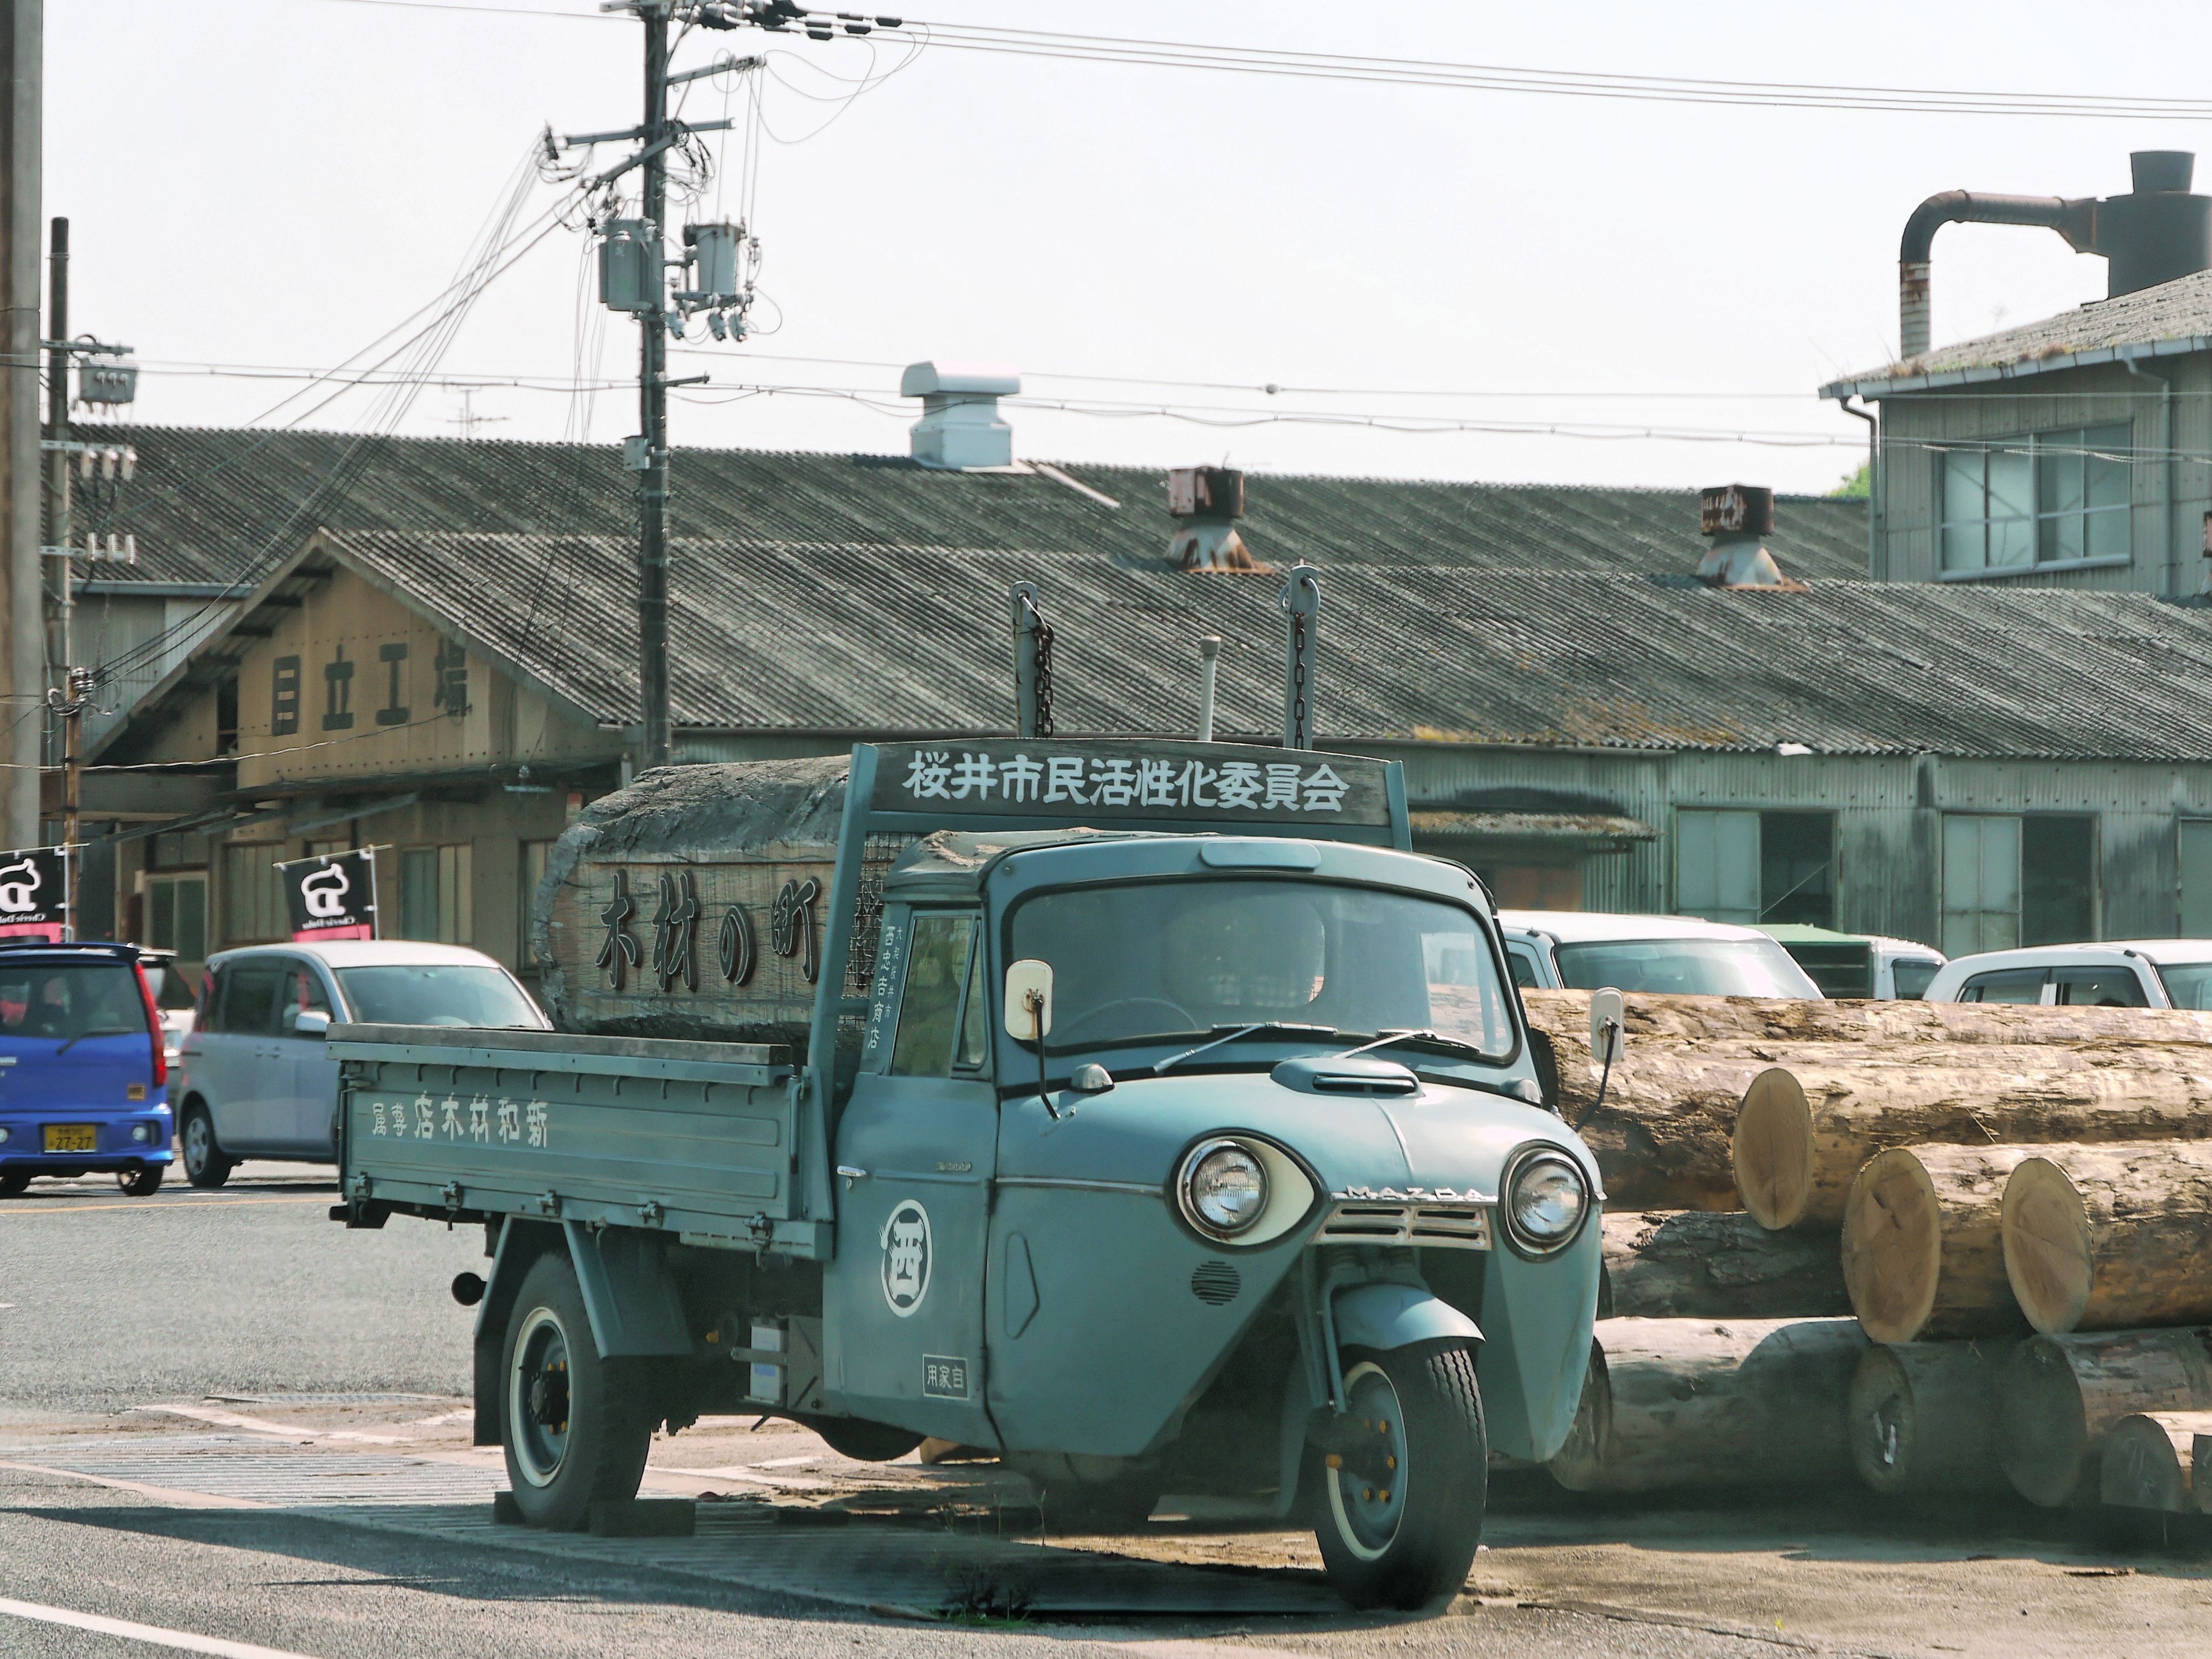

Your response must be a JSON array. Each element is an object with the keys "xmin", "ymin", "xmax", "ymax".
[
  {"xmin": 1311, "ymin": 1340, "xmax": 1488, "ymax": 1610},
  {"xmin": 0, "ymin": 1171, "xmax": 29, "ymax": 1198},
  {"xmin": 500, "ymin": 1251, "xmax": 656, "ymax": 1530},
  {"xmin": 180, "ymin": 1106, "xmax": 232, "ymax": 1190},
  {"xmin": 117, "ymin": 1165, "xmax": 164, "ymax": 1197}
]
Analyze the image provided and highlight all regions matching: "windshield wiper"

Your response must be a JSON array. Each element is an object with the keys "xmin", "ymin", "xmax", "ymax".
[
  {"xmin": 1333, "ymin": 1027, "xmax": 1494, "ymax": 1064},
  {"xmin": 56, "ymin": 1026, "xmax": 138, "ymax": 1056},
  {"xmin": 1154, "ymin": 1021, "xmax": 1339, "ymax": 1076}
]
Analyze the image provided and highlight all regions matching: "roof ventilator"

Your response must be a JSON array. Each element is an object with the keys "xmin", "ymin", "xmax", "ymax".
[
  {"xmin": 1169, "ymin": 466, "xmax": 1269, "ymax": 571},
  {"xmin": 901, "ymin": 361, "xmax": 1020, "ymax": 470},
  {"xmin": 1697, "ymin": 484, "xmax": 1803, "ymax": 591}
]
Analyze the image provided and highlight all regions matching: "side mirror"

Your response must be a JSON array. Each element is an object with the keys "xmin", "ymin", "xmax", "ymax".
[
  {"xmin": 1587, "ymin": 987, "xmax": 1626, "ymax": 1066},
  {"xmin": 1004, "ymin": 959, "xmax": 1053, "ymax": 1041},
  {"xmin": 292, "ymin": 1008, "xmax": 332, "ymax": 1040}
]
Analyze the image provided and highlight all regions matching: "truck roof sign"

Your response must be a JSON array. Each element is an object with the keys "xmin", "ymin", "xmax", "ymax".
[{"xmin": 869, "ymin": 738, "xmax": 1397, "ymax": 834}]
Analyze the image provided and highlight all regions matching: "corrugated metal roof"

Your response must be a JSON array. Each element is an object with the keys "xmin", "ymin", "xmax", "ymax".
[
  {"xmin": 93, "ymin": 424, "xmax": 1872, "ymax": 588},
  {"xmin": 1824, "ymin": 266, "xmax": 2212, "ymax": 394},
  {"xmin": 220, "ymin": 528, "xmax": 2212, "ymax": 765}
]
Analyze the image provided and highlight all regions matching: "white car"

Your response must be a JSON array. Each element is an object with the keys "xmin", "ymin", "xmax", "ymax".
[
  {"xmin": 1921, "ymin": 942, "xmax": 2212, "ymax": 1010},
  {"xmin": 176, "ymin": 941, "xmax": 548, "ymax": 1188},
  {"xmin": 1500, "ymin": 910, "xmax": 1825, "ymax": 998}
]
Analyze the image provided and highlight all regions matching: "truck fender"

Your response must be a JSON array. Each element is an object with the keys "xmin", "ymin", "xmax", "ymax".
[
  {"xmin": 472, "ymin": 1220, "xmax": 561, "ymax": 1447},
  {"xmin": 561, "ymin": 1219, "xmax": 694, "ymax": 1360},
  {"xmin": 1331, "ymin": 1280, "xmax": 1483, "ymax": 1354}
]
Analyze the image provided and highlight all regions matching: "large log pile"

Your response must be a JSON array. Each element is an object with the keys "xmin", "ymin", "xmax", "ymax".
[{"xmin": 1517, "ymin": 988, "xmax": 2212, "ymax": 1516}]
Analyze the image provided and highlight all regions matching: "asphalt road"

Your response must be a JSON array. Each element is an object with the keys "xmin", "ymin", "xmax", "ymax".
[{"xmin": 0, "ymin": 1162, "xmax": 1800, "ymax": 1658}]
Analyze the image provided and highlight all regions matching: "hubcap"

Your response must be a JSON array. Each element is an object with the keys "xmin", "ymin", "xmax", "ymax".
[
  {"xmin": 184, "ymin": 1117, "xmax": 208, "ymax": 1172},
  {"xmin": 1326, "ymin": 1362, "xmax": 1409, "ymax": 1561},
  {"xmin": 508, "ymin": 1307, "xmax": 572, "ymax": 1487}
]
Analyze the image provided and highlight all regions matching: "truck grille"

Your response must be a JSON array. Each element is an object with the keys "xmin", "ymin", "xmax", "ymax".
[{"xmin": 1316, "ymin": 1199, "xmax": 1493, "ymax": 1250}]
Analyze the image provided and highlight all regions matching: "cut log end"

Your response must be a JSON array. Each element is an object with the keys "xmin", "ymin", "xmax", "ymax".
[
  {"xmin": 1846, "ymin": 1340, "xmax": 2010, "ymax": 1496},
  {"xmin": 1734, "ymin": 1066, "xmax": 1813, "ymax": 1230},
  {"xmin": 1846, "ymin": 1343, "xmax": 1918, "ymax": 1494},
  {"xmin": 2099, "ymin": 1412, "xmax": 2199, "ymax": 1514},
  {"xmin": 1841, "ymin": 1150, "xmax": 1942, "ymax": 1345},
  {"xmin": 2000, "ymin": 1337, "xmax": 2093, "ymax": 1507},
  {"xmin": 2001, "ymin": 1156, "xmax": 2095, "ymax": 1336}
]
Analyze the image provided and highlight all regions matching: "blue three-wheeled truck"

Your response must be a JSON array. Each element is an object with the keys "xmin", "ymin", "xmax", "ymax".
[{"xmin": 331, "ymin": 737, "xmax": 1604, "ymax": 1608}]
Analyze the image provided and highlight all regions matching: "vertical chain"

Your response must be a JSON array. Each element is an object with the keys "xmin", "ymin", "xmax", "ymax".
[
  {"xmin": 1022, "ymin": 594, "xmax": 1056, "ymax": 739},
  {"xmin": 1289, "ymin": 609, "xmax": 1307, "ymax": 747}
]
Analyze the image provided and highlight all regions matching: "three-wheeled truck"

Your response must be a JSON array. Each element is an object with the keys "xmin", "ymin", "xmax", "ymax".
[{"xmin": 331, "ymin": 738, "xmax": 1604, "ymax": 1608}]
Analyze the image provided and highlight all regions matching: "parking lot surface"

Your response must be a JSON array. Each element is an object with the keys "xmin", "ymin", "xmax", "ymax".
[{"xmin": 4, "ymin": 1165, "xmax": 2209, "ymax": 1658}]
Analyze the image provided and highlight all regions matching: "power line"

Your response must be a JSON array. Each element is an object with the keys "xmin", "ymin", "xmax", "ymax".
[{"xmin": 279, "ymin": 0, "xmax": 2212, "ymax": 123}]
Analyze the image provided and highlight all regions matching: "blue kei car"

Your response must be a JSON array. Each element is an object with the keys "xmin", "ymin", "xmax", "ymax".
[{"xmin": 0, "ymin": 941, "xmax": 173, "ymax": 1197}]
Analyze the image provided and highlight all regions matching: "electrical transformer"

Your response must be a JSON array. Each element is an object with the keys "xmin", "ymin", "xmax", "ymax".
[{"xmin": 597, "ymin": 220, "xmax": 660, "ymax": 314}]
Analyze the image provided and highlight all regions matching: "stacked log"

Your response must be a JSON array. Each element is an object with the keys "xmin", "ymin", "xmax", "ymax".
[
  {"xmin": 2000, "ymin": 1145, "xmax": 2212, "ymax": 1335},
  {"xmin": 1846, "ymin": 1340, "xmax": 2012, "ymax": 1496},
  {"xmin": 1997, "ymin": 1328, "xmax": 2212, "ymax": 1506},
  {"xmin": 1839, "ymin": 1147, "xmax": 2031, "ymax": 1344},
  {"xmin": 2098, "ymin": 1410, "xmax": 2212, "ymax": 1514},
  {"xmin": 1730, "ymin": 1061, "xmax": 2212, "ymax": 1230},
  {"xmin": 1522, "ymin": 988, "xmax": 2212, "ymax": 1051},
  {"xmin": 1547, "ymin": 1317, "xmax": 1866, "ymax": 1494},
  {"xmin": 1602, "ymin": 1211, "xmax": 1849, "ymax": 1320}
]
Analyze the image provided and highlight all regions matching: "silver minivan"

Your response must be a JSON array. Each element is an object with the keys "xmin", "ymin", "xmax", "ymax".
[{"xmin": 176, "ymin": 941, "xmax": 547, "ymax": 1187}]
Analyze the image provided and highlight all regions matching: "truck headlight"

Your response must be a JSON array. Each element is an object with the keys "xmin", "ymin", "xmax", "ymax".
[
  {"xmin": 1178, "ymin": 1138, "xmax": 1269, "ymax": 1239},
  {"xmin": 1503, "ymin": 1150, "xmax": 1589, "ymax": 1256}
]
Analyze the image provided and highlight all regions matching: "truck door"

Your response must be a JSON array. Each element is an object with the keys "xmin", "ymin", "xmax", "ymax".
[{"xmin": 825, "ymin": 911, "xmax": 999, "ymax": 1448}]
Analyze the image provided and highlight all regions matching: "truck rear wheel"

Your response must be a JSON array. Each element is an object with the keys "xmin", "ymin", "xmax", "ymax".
[
  {"xmin": 1311, "ymin": 1340, "xmax": 1487, "ymax": 1610},
  {"xmin": 500, "ymin": 1251, "xmax": 656, "ymax": 1530}
]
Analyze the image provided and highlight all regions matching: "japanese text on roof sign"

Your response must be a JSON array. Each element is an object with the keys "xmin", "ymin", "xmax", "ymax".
[{"xmin": 898, "ymin": 750, "xmax": 1352, "ymax": 813}]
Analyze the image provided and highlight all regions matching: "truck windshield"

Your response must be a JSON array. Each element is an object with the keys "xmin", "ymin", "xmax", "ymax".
[
  {"xmin": 335, "ymin": 966, "xmax": 542, "ymax": 1029},
  {"xmin": 1010, "ymin": 879, "xmax": 1515, "ymax": 1061},
  {"xmin": 1551, "ymin": 937, "xmax": 1820, "ymax": 998},
  {"xmin": 0, "ymin": 961, "xmax": 148, "ymax": 1041}
]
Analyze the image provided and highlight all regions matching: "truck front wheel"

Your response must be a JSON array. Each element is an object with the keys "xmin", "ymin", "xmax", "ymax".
[
  {"xmin": 1311, "ymin": 1340, "xmax": 1487, "ymax": 1610},
  {"xmin": 501, "ymin": 1252, "xmax": 656, "ymax": 1530}
]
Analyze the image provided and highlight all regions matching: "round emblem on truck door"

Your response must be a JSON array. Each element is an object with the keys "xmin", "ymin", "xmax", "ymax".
[{"xmin": 880, "ymin": 1199, "xmax": 932, "ymax": 1317}]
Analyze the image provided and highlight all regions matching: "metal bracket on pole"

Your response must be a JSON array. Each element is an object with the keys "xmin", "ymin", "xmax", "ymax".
[
  {"xmin": 1010, "ymin": 581, "xmax": 1052, "ymax": 739},
  {"xmin": 1279, "ymin": 561, "xmax": 1319, "ymax": 750}
]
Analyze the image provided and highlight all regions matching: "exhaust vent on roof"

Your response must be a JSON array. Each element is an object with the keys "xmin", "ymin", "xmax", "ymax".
[
  {"xmin": 1697, "ymin": 484, "xmax": 1802, "ymax": 589},
  {"xmin": 1168, "ymin": 466, "xmax": 1270, "ymax": 571},
  {"xmin": 900, "ymin": 361, "xmax": 1019, "ymax": 469}
]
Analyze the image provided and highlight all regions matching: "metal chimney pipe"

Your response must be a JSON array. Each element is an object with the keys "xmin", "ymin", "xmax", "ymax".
[
  {"xmin": 1195, "ymin": 635, "xmax": 1220, "ymax": 742},
  {"xmin": 1898, "ymin": 190, "xmax": 2094, "ymax": 359}
]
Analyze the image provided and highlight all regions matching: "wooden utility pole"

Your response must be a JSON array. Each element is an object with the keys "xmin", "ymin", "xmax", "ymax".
[{"xmin": 0, "ymin": 1, "xmax": 39, "ymax": 851}]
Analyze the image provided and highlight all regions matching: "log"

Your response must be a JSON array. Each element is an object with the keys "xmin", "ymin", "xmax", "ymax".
[
  {"xmin": 1840, "ymin": 1147, "xmax": 2032, "ymax": 1344},
  {"xmin": 2000, "ymin": 1145, "xmax": 2212, "ymax": 1335},
  {"xmin": 1731, "ymin": 1062, "xmax": 2212, "ymax": 1230},
  {"xmin": 1547, "ymin": 1317, "xmax": 1867, "ymax": 1494},
  {"xmin": 1601, "ymin": 1210, "xmax": 1850, "ymax": 1319},
  {"xmin": 1524, "ymin": 988, "xmax": 2212, "ymax": 1051},
  {"xmin": 2098, "ymin": 1410, "xmax": 2212, "ymax": 1512},
  {"xmin": 1997, "ymin": 1328, "xmax": 2212, "ymax": 1506},
  {"xmin": 1846, "ymin": 1340, "xmax": 2013, "ymax": 1496}
]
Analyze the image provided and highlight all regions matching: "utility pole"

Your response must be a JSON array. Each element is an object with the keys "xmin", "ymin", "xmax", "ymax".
[
  {"xmin": 44, "ymin": 213, "xmax": 68, "ymax": 925},
  {"xmin": 637, "ymin": 2, "xmax": 671, "ymax": 773},
  {"xmin": 0, "ymin": 1, "xmax": 39, "ymax": 851}
]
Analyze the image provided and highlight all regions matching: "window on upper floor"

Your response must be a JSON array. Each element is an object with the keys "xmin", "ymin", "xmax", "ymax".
[{"xmin": 1939, "ymin": 423, "xmax": 2130, "ymax": 575}]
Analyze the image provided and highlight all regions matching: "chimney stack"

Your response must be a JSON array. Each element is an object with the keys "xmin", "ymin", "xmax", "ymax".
[
  {"xmin": 1697, "ymin": 484, "xmax": 1798, "ymax": 588},
  {"xmin": 901, "ymin": 361, "xmax": 1019, "ymax": 469}
]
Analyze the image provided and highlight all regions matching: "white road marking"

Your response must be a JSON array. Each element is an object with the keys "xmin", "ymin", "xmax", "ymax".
[{"xmin": 0, "ymin": 1595, "xmax": 319, "ymax": 1658}]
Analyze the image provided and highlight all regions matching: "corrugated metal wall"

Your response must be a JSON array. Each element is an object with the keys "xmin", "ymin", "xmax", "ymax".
[{"xmin": 1877, "ymin": 354, "xmax": 2212, "ymax": 594}]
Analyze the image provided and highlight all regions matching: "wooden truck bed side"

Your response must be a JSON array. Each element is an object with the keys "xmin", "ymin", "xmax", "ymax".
[{"xmin": 331, "ymin": 1024, "xmax": 820, "ymax": 1254}]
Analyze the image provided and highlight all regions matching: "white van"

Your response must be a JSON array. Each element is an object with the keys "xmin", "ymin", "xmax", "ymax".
[
  {"xmin": 1921, "ymin": 942, "xmax": 2212, "ymax": 1009},
  {"xmin": 176, "ymin": 941, "xmax": 547, "ymax": 1187},
  {"xmin": 1499, "ymin": 910, "xmax": 1824, "ymax": 998}
]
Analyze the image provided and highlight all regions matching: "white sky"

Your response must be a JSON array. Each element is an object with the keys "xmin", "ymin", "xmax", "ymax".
[{"xmin": 51, "ymin": 0, "xmax": 2212, "ymax": 492}]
